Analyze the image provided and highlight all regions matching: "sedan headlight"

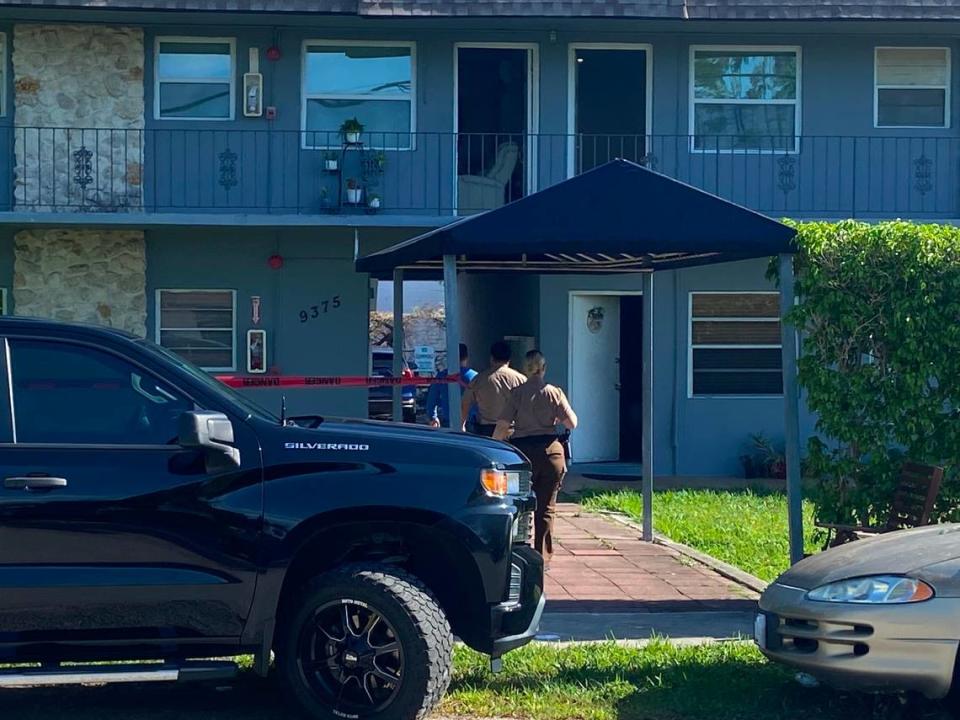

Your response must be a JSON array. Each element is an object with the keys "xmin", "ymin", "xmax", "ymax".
[
  {"xmin": 806, "ymin": 575, "xmax": 934, "ymax": 604},
  {"xmin": 480, "ymin": 469, "xmax": 522, "ymax": 496}
]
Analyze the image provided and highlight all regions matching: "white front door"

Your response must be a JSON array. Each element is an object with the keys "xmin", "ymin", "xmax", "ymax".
[{"xmin": 569, "ymin": 294, "xmax": 621, "ymax": 462}]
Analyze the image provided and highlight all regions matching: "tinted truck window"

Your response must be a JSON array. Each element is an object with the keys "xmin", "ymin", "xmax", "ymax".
[{"xmin": 10, "ymin": 340, "xmax": 192, "ymax": 445}]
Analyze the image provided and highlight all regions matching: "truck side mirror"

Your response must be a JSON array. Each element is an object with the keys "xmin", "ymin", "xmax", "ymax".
[{"xmin": 178, "ymin": 411, "xmax": 241, "ymax": 468}]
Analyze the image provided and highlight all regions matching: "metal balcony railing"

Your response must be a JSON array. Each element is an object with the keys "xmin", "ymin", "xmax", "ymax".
[{"xmin": 1, "ymin": 128, "xmax": 957, "ymax": 219}]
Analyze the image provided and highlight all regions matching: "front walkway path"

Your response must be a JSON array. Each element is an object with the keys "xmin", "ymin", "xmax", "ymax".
[{"xmin": 544, "ymin": 503, "xmax": 758, "ymax": 614}]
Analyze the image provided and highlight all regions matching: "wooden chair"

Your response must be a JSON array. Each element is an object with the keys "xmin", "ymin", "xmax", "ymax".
[{"xmin": 817, "ymin": 462, "xmax": 945, "ymax": 548}]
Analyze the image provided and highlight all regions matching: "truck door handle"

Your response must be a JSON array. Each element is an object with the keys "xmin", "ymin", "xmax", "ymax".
[{"xmin": 4, "ymin": 476, "xmax": 68, "ymax": 490}]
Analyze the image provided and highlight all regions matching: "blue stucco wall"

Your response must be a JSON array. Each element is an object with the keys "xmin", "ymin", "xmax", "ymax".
[
  {"xmin": 145, "ymin": 227, "xmax": 376, "ymax": 418},
  {"xmin": 538, "ymin": 259, "xmax": 819, "ymax": 477}
]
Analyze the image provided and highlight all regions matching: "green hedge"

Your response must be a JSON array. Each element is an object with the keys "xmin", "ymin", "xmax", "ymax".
[{"xmin": 775, "ymin": 220, "xmax": 960, "ymax": 525}]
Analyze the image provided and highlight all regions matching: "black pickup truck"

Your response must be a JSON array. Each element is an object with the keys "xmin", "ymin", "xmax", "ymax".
[{"xmin": 0, "ymin": 317, "xmax": 543, "ymax": 720}]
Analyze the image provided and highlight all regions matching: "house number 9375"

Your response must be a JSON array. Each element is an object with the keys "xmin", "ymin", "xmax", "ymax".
[{"xmin": 299, "ymin": 295, "xmax": 342, "ymax": 323}]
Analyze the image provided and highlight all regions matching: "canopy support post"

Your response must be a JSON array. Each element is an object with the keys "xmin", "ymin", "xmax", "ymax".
[
  {"xmin": 779, "ymin": 253, "xmax": 804, "ymax": 565},
  {"xmin": 641, "ymin": 271, "xmax": 654, "ymax": 542},
  {"xmin": 392, "ymin": 268, "xmax": 405, "ymax": 423},
  {"xmin": 443, "ymin": 255, "xmax": 463, "ymax": 430}
]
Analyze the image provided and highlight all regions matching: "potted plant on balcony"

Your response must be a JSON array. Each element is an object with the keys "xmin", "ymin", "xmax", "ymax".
[
  {"xmin": 340, "ymin": 118, "xmax": 364, "ymax": 145},
  {"xmin": 345, "ymin": 178, "xmax": 363, "ymax": 205},
  {"xmin": 367, "ymin": 193, "xmax": 382, "ymax": 212},
  {"xmin": 323, "ymin": 151, "xmax": 339, "ymax": 172}
]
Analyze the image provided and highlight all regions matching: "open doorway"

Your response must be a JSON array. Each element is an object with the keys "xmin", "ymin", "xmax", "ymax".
[
  {"xmin": 569, "ymin": 44, "xmax": 651, "ymax": 175},
  {"xmin": 455, "ymin": 44, "xmax": 537, "ymax": 214},
  {"xmin": 569, "ymin": 292, "xmax": 643, "ymax": 463}
]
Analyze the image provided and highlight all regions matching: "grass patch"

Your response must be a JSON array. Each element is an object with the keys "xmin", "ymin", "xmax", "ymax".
[
  {"xmin": 444, "ymin": 641, "xmax": 872, "ymax": 720},
  {"xmin": 581, "ymin": 489, "xmax": 821, "ymax": 582}
]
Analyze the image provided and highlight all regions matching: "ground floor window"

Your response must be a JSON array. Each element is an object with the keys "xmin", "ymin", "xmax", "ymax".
[
  {"xmin": 156, "ymin": 289, "xmax": 236, "ymax": 371},
  {"xmin": 689, "ymin": 292, "xmax": 782, "ymax": 396}
]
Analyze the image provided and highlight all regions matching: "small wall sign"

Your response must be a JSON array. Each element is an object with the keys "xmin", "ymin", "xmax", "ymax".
[
  {"xmin": 247, "ymin": 328, "xmax": 267, "ymax": 374},
  {"xmin": 251, "ymin": 295, "xmax": 262, "ymax": 325}
]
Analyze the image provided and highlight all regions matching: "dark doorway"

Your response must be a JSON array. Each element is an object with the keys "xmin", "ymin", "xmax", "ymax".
[
  {"xmin": 457, "ymin": 47, "xmax": 530, "ymax": 213},
  {"xmin": 619, "ymin": 295, "xmax": 644, "ymax": 461},
  {"xmin": 574, "ymin": 47, "xmax": 648, "ymax": 173}
]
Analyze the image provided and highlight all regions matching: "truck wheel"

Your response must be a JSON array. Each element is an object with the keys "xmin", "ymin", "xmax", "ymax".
[{"xmin": 277, "ymin": 564, "xmax": 453, "ymax": 720}]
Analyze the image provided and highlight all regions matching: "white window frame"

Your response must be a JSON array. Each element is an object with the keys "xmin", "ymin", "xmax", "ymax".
[
  {"xmin": 155, "ymin": 288, "xmax": 237, "ymax": 372},
  {"xmin": 874, "ymin": 46, "xmax": 951, "ymax": 129},
  {"xmin": 154, "ymin": 36, "xmax": 237, "ymax": 122},
  {"xmin": 300, "ymin": 39, "xmax": 417, "ymax": 150},
  {"xmin": 565, "ymin": 42, "xmax": 653, "ymax": 179},
  {"xmin": 688, "ymin": 45, "xmax": 802, "ymax": 155},
  {"xmin": 687, "ymin": 291, "xmax": 783, "ymax": 399}
]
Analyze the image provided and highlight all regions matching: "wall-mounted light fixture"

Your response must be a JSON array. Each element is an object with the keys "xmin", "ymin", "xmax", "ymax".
[{"xmin": 244, "ymin": 47, "xmax": 264, "ymax": 117}]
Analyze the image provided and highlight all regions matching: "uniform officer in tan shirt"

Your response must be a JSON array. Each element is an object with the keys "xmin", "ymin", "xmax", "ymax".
[
  {"xmin": 461, "ymin": 340, "xmax": 526, "ymax": 436},
  {"xmin": 495, "ymin": 350, "xmax": 578, "ymax": 565}
]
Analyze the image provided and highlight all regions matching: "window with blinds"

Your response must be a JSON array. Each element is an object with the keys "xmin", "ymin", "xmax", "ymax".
[
  {"xmin": 156, "ymin": 289, "xmax": 236, "ymax": 371},
  {"xmin": 689, "ymin": 292, "xmax": 782, "ymax": 396},
  {"xmin": 875, "ymin": 47, "xmax": 950, "ymax": 128}
]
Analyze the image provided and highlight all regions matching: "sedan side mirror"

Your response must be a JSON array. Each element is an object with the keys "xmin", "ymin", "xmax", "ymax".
[{"xmin": 178, "ymin": 411, "xmax": 241, "ymax": 467}]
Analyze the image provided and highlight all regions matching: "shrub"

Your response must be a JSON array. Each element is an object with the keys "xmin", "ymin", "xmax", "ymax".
[{"xmin": 774, "ymin": 220, "xmax": 960, "ymax": 525}]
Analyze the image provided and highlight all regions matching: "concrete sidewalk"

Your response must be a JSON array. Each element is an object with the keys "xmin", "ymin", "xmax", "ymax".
[
  {"xmin": 538, "ymin": 610, "xmax": 753, "ymax": 644},
  {"xmin": 543, "ymin": 504, "xmax": 758, "ymax": 623}
]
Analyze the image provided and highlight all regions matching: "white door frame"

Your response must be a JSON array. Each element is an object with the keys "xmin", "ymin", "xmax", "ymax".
[
  {"xmin": 566, "ymin": 43, "xmax": 654, "ymax": 179},
  {"xmin": 453, "ymin": 42, "xmax": 541, "ymax": 214},
  {"xmin": 567, "ymin": 290, "xmax": 644, "ymax": 462}
]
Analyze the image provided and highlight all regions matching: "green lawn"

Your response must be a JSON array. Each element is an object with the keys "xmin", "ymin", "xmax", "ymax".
[
  {"xmin": 444, "ymin": 641, "xmax": 880, "ymax": 720},
  {"xmin": 582, "ymin": 489, "xmax": 821, "ymax": 582}
]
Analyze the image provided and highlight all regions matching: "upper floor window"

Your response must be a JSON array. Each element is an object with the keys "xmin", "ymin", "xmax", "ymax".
[
  {"xmin": 875, "ymin": 47, "xmax": 950, "ymax": 128},
  {"xmin": 156, "ymin": 289, "xmax": 236, "ymax": 371},
  {"xmin": 689, "ymin": 292, "xmax": 783, "ymax": 397},
  {"xmin": 690, "ymin": 46, "xmax": 800, "ymax": 153},
  {"xmin": 302, "ymin": 41, "xmax": 415, "ymax": 149},
  {"xmin": 155, "ymin": 37, "xmax": 236, "ymax": 120}
]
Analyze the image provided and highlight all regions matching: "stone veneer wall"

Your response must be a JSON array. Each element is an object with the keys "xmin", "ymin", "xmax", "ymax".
[
  {"xmin": 14, "ymin": 229, "xmax": 147, "ymax": 337},
  {"xmin": 13, "ymin": 24, "xmax": 145, "ymax": 211}
]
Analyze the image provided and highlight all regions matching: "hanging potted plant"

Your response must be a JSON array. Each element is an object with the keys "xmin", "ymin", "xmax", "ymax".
[
  {"xmin": 346, "ymin": 178, "xmax": 363, "ymax": 205},
  {"xmin": 323, "ymin": 151, "xmax": 339, "ymax": 172},
  {"xmin": 340, "ymin": 117, "xmax": 364, "ymax": 145},
  {"xmin": 367, "ymin": 193, "xmax": 382, "ymax": 211}
]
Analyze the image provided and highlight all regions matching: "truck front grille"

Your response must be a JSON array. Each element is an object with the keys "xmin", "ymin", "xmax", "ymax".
[{"xmin": 514, "ymin": 511, "xmax": 533, "ymax": 545}]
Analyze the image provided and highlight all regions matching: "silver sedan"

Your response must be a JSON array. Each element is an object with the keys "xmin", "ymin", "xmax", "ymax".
[{"xmin": 757, "ymin": 524, "xmax": 960, "ymax": 699}]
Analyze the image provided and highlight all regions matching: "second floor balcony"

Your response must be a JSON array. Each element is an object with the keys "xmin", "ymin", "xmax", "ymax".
[{"xmin": 3, "ymin": 128, "xmax": 958, "ymax": 222}]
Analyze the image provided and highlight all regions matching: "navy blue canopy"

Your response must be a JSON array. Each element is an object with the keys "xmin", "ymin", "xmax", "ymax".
[{"xmin": 356, "ymin": 159, "xmax": 796, "ymax": 278}]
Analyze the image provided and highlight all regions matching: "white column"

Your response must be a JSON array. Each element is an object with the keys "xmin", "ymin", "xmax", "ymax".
[
  {"xmin": 443, "ymin": 255, "xmax": 463, "ymax": 430},
  {"xmin": 779, "ymin": 253, "xmax": 804, "ymax": 564},
  {"xmin": 641, "ymin": 271, "xmax": 655, "ymax": 541},
  {"xmin": 392, "ymin": 268, "xmax": 405, "ymax": 422}
]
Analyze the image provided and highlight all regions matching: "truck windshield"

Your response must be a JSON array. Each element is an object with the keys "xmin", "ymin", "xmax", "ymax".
[{"xmin": 136, "ymin": 340, "xmax": 279, "ymax": 423}]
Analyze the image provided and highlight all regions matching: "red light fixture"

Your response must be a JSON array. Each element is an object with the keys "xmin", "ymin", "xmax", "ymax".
[
  {"xmin": 268, "ymin": 254, "xmax": 284, "ymax": 270},
  {"xmin": 266, "ymin": 46, "xmax": 281, "ymax": 61}
]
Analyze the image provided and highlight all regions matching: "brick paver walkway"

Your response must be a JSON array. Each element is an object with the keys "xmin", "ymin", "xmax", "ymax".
[{"xmin": 545, "ymin": 504, "xmax": 758, "ymax": 613}]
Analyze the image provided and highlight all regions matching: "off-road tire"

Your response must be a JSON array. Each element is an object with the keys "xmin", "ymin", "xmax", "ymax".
[{"xmin": 276, "ymin": 563, "xmax": 454, "ymax": 720}]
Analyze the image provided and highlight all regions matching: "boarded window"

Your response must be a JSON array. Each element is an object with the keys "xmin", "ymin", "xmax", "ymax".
[
  {"xmin": 157, "ymin": 289, "xmax": 235, "ymax": 370},
  {"xmin": 875, "ymin": 48, "xmax": 949, "ymax": 128},
  {"xmin": 690, "ymin": 292, "xmax": 782, "ymax": 396}
]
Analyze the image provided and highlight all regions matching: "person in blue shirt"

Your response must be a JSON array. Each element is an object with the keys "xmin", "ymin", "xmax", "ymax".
[{"xmin": 426, "ymin": 343, "xmax": 478, "ymax": 428}]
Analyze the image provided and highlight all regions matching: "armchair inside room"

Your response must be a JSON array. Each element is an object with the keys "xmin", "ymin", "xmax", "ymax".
[{"xmin": 457, "ymin": 141, "xmax": 520, "ymax": 213}]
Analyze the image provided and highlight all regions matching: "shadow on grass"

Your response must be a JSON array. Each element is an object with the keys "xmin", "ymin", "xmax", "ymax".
[
  {"xmin": 0, "ymin": 675, "xmax": 300, "ymax": 720},
  {"xmin": 451, "ymin": 652, "xmax": 953, "ymax": 720}
]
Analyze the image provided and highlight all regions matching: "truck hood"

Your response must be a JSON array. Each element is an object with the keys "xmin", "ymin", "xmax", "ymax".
[
  {"xmin": 279, "ymin": 416, "xmax": 529, "ymax": 469},
  {"xmin": 776, "ymin": 524, "xmax": 960, "ymax": 590}
]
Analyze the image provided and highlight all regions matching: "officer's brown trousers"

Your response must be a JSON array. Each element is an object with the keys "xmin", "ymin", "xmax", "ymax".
[{"xmin": 513, "ymin": 436, "xmax": 566, "ymax": 563}]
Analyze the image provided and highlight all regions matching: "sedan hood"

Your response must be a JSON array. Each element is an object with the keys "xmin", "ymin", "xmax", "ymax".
[{"xmin": 777, "ymin": 524, "xmax": 960, "ymax": 590}]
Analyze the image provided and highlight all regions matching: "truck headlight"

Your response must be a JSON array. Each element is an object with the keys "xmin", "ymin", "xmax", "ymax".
[
  {"xmin": 481, "ymin": 469, "xmax": 522, "ymax": 496},
  {"xmin": 806, "ymin": 575, "xmax": 934, "ymax": 604}
]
